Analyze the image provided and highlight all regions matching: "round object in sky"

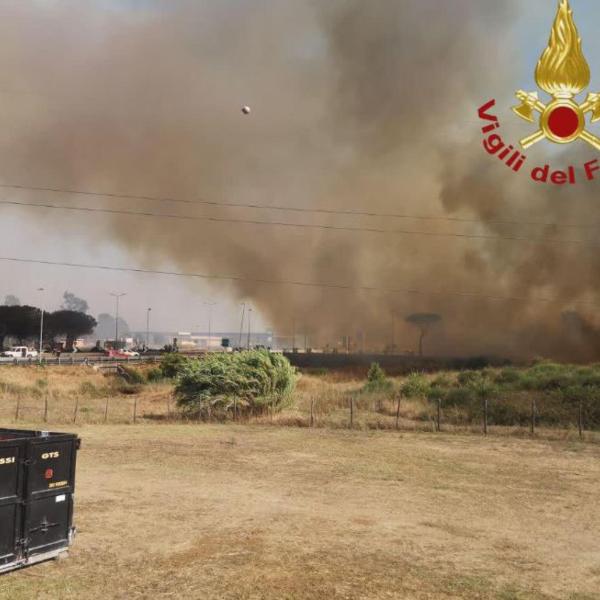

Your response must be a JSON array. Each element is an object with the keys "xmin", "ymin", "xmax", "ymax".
[{"xmin": 241, "ymin": 105, "xmax": 251, "ymax": 115}]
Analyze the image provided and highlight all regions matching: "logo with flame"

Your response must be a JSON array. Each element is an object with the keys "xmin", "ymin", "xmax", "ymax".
[{"xmin": 513, "ymin": 0, "xmax": 600, "ymax": 151}]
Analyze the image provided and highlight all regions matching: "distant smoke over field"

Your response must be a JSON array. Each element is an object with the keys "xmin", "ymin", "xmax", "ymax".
[{"xmin": 0, "ymin": 0, "xmax": 598, "ymax": 359}]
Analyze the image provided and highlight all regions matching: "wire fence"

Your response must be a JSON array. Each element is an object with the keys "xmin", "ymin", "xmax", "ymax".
[{"xmin": 3, "ymin": 392, "xmax": 598, "ymax": 443}]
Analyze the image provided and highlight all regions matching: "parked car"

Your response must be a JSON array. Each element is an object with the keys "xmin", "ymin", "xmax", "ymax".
[{"xmin": 2, "ymin": 346, "xmax": 39, "ymax": 359}]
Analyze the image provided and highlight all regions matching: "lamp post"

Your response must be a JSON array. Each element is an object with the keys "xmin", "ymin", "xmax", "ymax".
[
  {"xmin": 247, "ymin": 307, "xmax": 253, "ymax": 350},
  {"xmin": 110, "ymin": 293, "xmax": 126, "ymax": 348},
  {"xmin": 239, "ymin": 302, "xmax": 246, "ymax": 348},
  {"xmin": 146, "ymin": 307, "xmax": 152, "ymax": 349},
  {"xmin": 37, "ymin": 288, "xmax": 45, "ymax": 361},
  {"xmin": 203, "ymin": 302, "xmax": 217, "ymax": 351}
]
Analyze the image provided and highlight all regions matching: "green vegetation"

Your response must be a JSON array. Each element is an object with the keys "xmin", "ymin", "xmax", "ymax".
[
  {"xmin": 175, "ymin": 350, "xmax": 297, "ymax": 419},
  {"xmin": 159, "ymin": 352, "xmax": 190, "ymax": 378},
  {"xmin": 405, "ymin": 362, "xmax": 600, "ymax": 428},
  {"xmin": 363, "ymin": 362, "xmax": 393, "ymax": 393}
]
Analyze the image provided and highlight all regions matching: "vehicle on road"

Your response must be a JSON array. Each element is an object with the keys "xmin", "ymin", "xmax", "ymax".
[{"xmin": 1, "ymin": 346, "xmax": 39, "ymax": 359}]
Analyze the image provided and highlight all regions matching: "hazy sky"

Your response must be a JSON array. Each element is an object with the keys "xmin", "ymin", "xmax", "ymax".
[{"xmin": 1, "ymin": 0, "xmax": 600, "ymax": 341}]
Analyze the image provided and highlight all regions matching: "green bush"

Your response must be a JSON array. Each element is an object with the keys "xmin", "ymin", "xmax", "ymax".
[
  {"xmin": 119, "ymin": 365, "xmax": 146, "ymax": 385},
  {"xmin": 401, "ymin": 373, "xmax": 429, "ymax": 398},
  {"xmin": 363, "ymin": 363, "xmax": 393, "ymax": 393},
  {"xmin": 160, "ymin": 353, "xmax": 191, "ymax": 378},
  {"xmin": 175, "ymin": 350, "xmax": 297, "ymax": 419},
  {"xmin": 146, "ymin": 368, "xmax": 164, "ymax": 383}
]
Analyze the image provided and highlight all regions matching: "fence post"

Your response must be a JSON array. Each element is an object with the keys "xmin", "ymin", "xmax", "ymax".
[
  {"xmin": 73, "ymin": 398, "xmax": 79, "ymax": 424},
  {"xmin": 395, "ymin": 393, "xmax": 401, "ymax": 431},
  {"xmin": 483, "ymin": 397, "xmax": 488, "ymax": 436},
  {"xmin": 437, "ymin": 398, "xmax": 442, "ymax": 433},
  {"xmin": 530, "ymin": 398, "xmax": 536, "ymax": 436},
  {"xmin": 579, "ymin": 400, "xmax": 584, "ymax": 441},
  {"xmin": 133, "ymin": 397, "xmax": 138, "ymax": 424},
  {"xmin": 104, "ymin": 398, "xmax": 109, "ymax": 423},
  {"xmin": 310, "ymin": 398, "xmax": 315, "ymax": 427},
  {"xmin": 15, "ymin": 397, "xmax": 20, "ymax": 422},
  {"xmin": 350, "ymin": 397, "xmax": 354, "ymax": 429},
  {"xmin": 233, "ymin": 398, "xmax": 237, "ymax": 422},
  {"xmin": 44, "ymin": 394, "xmax": 49, "ymax": 423}
]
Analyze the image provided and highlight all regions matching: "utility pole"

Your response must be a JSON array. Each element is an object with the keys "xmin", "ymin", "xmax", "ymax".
[
  {"xmin": 110, "ymin": 293, "xmax": 126, "ymax": 348},
  {"xmin": 247, "ymin": 307, "xmax": 253, "ymax": 350},
  {"xmin": 146, "ymin": 307, "xmax": 152, "ymax": 349},
  {"xmin": 38, "ymin": 288, "xmax": 45, "ymax": 362},
  {"xmin": 203, "ymin": 302, "xmax": 217, "ymax": 351},
  {"xmin": 239, "ymin": 303, "xmax": 246, "ymax": 347}
]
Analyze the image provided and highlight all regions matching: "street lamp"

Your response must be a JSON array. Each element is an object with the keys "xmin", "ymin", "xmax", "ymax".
[
  {"xmin": 37, "ymin": 288, "xmax": 45, "ymax": 361},
  {"xmin": 203, "ymin": 301, "xmax": 217, "ymax": 351},
  {"xmin": 247, "ymin": 307, "xmax": 253, "ymax": 350},
  {"xmin": 239, "ymin": 302, "xmax": 246, "ymax": 348},
  {"xmin": 146, "ymin": 307, "xmax": 152, "ymax": 349},
  {"xmin": 109, "ymin": 293, "xmax": 126, "ymax": 348}
]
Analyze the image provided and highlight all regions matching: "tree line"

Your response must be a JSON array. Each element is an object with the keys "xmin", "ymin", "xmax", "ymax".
[{"xmin": 0, "ymin": 305, "xmax": 97, "ymax": 350}]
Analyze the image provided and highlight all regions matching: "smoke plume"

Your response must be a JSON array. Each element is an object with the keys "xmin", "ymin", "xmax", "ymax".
[{"xmin": 0, "ymin": 0, "xmax": 598, "ymax": 359}]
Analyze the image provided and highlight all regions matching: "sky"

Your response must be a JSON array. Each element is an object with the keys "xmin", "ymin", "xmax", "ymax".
[{"xmin": 1, "ymin": 0, "xmax": 600, "ymax": 349}]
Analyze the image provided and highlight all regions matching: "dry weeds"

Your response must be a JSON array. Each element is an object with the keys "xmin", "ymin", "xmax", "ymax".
[{"xmin": 0, "ymin": 423, "xmax": 599, "ymax": 599}]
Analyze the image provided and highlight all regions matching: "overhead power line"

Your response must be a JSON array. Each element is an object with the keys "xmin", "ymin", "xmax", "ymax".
[
  {"xmin": 0, "ymin": 181, "xmax": 595, "ymax": 232},
  {"xmin": 0, "ymin": 199, "xmax": 596, "ymax": 249},
  {"xmin": 0, "ymin": 256, "xmax": 598, "ymax": 310}
]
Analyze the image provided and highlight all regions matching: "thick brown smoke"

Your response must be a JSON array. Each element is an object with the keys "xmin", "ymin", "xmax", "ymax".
[{"xmin": 0, "ymin": 0, "xmax": 598, "ymax": 359}]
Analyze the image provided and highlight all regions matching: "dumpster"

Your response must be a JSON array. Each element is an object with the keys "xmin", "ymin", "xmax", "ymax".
[{"xmin": 0, "ymin": 428, "xmax": 80, "ymax": 574}]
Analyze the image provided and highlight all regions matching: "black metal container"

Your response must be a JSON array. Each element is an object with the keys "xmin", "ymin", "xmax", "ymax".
[{"xmin": 0, "ymin": 428, "xmax": 80, "ymax": 574}]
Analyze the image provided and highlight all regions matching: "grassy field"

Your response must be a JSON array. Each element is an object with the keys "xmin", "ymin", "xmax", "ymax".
[{"xmin": 0, "ymin": 423, "xmax": 599, "ymax": 599}]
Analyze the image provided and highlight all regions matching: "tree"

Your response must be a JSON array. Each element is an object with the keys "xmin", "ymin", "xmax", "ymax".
[
  {"xmin": 0, "ymin": 305, "xmax": 41, "ymax": 348},
  {"xmin": 47, "ymin": 310, "xmax": 97, "ymax": 350},
  {"xmin": 62, "ymin": 291, "xmax": 89, "ymax": 313},
  {"xmin": 405, "ymin": 313, "xmax": 442, "ymax": 357},
  {"xmin": 3, "ymin": 295, "xmax": 21, "ymax": 306}
]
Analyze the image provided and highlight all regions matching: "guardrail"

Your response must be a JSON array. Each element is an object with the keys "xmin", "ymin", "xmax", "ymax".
[{"xmin": 0, "ymin": 355, "xmax": 160, "ymax": 367}]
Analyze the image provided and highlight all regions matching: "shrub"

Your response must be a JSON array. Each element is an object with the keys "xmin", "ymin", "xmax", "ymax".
[
  {"xmin": 119, "ymin": 365, "xmax": 146, "ymax": 385},
  {"xmin": 401, "ymin": 373, "xmax": 429, "ymax": 399},
  {"xmin": 160, "ymin": 353, "xmax": 190, "ymax": 378},
  {"xmin": 363, "ymin": 363, "xmax": 393, "ymax": 393},
  {"xmin": 146, "ymin": 368, "xmax": 164, "ymax": 383},
  {"xmin": 175, "ymin": 350, "xmax": 297, "ymax": 419}
]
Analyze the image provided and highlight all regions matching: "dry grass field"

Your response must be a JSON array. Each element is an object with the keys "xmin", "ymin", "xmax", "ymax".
[
  {"xmin": 0, "ymin": 423, "xmax": 599, "ymax": 599},
  {"xmin": 1, "ymin": 365, "xmax": 599, "ymax": 599}
]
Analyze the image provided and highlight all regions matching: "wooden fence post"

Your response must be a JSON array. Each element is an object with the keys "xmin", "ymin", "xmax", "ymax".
[
  {"xmin": 436, "ymin": 398, "xmax": 442, "ymax": 433},
  {"xmin": 350, "ymin": 397, "xmax": 354, "ymax": 429},
  {"xmin": 579, "ymin": 400, "xmax": 584, "ymax": 441},
  {"xmin": 15, "ymin": 397, "xmax": 21, "ymax": 422},
  {"xmin": 530, "ymin": 398, "xmax": 536, "ymax": 436},
  {"xmin": 233, "ymin": 398, "xmax": 237, "ymax": 422},
  {"xmin": 44, "ymin": 394, "xmax": 49, "ymax": 423},
  {"xmin": 73, "ymin": 398, "xmax": 79, "ymax": 424},
  {"xmin": 483, "ymin": 397, "xmax": 488, "ymax": 436},
  {"xmin": 104, "ymin": 398, "xmax": 109, "ymax": 423},
  {"xmin": 133, "ymin": 398, "xmax": 138, "ymax": 424},
  {"xmin": 310, "ymin": 398, "xmax": 315, "ymax": 428},
  {"xmin": 395, "ymin": 393, "xmax": 401, "ymax": 431}
]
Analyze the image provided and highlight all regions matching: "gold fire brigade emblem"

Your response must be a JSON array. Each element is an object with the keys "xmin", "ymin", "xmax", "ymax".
[{"xmin": 513, "ymin": 0, "xmax": 600, "ymax": 150}]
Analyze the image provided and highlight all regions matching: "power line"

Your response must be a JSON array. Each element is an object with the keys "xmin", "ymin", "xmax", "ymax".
[
  {"xmin": 0, "ymin": 199, "xmax": 596, "ymax": 249},
  {"xmin": 0, "ymin": 181, "xmax": 595, "ymax": 232},
  {"xmin": 0, "ymin": 255, "xmax": 598, "ymax": 310}
]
